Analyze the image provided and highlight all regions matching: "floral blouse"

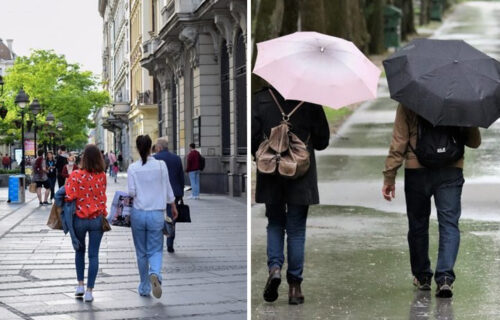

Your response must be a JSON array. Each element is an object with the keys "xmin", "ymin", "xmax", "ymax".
[{"xmin": 65, "ymin": 169, "xmax": 107, "ymax": 219}]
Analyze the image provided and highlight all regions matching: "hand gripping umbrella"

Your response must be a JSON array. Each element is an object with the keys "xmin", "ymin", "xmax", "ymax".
[
  {"xmin": 383, "ymin": 38, "xmax": 500, "ymax": 128},
  {"xmin": 253, "ymin": 32, "xmax": 381, "ymax": 109}
]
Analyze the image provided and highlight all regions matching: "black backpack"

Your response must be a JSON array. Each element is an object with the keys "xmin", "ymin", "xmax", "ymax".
[
  {"xmin": 409, "ymin": 117, "xmax": 465, "ymax": 169},
  {"xmin": 199, "ymin": 154, "xmax": 206, "ymax": 171}
]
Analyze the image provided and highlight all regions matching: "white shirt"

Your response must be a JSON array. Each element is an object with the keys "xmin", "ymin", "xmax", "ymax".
[{"xmin": 127, "ymin": 156, "xmax": 175, "ymax": 211}]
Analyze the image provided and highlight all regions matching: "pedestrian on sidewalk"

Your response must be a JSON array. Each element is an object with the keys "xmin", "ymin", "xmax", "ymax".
[
  {"xmin": 61, "ymin": 155, "xmax": 77, "ymax": 181},
  {"xmin": 252, "ymin": 86, "xmax": 330, "ymax": 305},
  {"xmin": 108, "ymin": 150, "xmax": 116, "ymax": 176},
  {"xmin": 55, "ymin": 146, "xmax": 69, "ymax": 188},
  {"xmin": 2, "ymin": 153, "xmax": 11, "ymax": 169},
  {"xmin": 127, "ymin": 135, "xmax": 178, "ymax": 298},
  {"xmin": 112, "ymin": 161, "xmax": 119, "ymax": 183},
  {"xmin": 65, "ymin": 144, "xmax": 107, "ymax": 303},
  {"xmin": 382, "ymin": 105, "xmax": 481, "ymax": 298},
  {"xmin": 46, "ymin": 151, "xmax": 57, "ymax": 202},
  {"xmin": 102, "ymin": 150, "xmax": 110, "ymax": 173},
  {"xmin": 186, "ymin": 143, "xmax": 201, "ymax": 200},
  {"xmin": 154, "ymin": 137, "xmax": 184, "ymax": 253},
  {"xmin": 33, "ymin": 149, "xmax": 51, "ymax": 206}
]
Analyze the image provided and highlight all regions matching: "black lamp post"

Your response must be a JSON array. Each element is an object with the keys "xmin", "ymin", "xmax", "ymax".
[
  {"xmin": 0, "ymin": 75, "xmax": 4, "ymax": 95},
  {"xmin": 56, "ymin": 121, "xmax": 63, "ymax": 152},
  {"xmin": 0, "ymin": 76, "xmax": 6, "ymax": 120},
  {"xmin": 15, "ymin": 88, "xmax": 29, "ymax": 175},
  {"xmin": 29, "ymin": 99, "xmax": 41, "ymax": 153},
  {"xmin": 46, "ymin": 112, "xmax": 55, "ymax": 151}
]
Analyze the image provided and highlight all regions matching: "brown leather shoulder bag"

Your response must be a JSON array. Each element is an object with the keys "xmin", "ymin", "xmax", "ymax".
[{"xmin": 255, "ymin": 90, "xmax": 310, "ymax": 179}]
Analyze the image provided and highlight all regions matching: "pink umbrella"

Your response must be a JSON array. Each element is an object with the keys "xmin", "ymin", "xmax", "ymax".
[{"xmin": 253, "ymin": 32, "xmax": 381, "ymax": 109}]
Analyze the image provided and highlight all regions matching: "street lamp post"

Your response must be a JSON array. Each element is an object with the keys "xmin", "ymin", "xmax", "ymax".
[
  {"xmin": 29, "ymin": 99, "xmax": 41, "ymax": 154},
  {"xmin": 15, "ymin": 89, "xmax": 29, "ymax": 175},
  {"xmin": 56, "ymin": 122, "xmax": 63, "ymax": 152},
  {"xmin": 46, "ymin": 112, "xmax": 55, "ymax": 151}
]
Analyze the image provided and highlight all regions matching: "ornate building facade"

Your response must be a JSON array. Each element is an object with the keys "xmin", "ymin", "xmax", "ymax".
[{"xmin": 141, "ymin": 0, "xmax": 247, "ymax": 196}]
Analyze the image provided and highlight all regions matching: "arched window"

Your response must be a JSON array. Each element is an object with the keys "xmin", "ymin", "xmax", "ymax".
[
  {"xmin": 220, "ymin": 40, "xmax": 231, "ymax": 156},
  {"xmin": 234, "ymin": 31, "xmax": 246, "ymax": 155}
]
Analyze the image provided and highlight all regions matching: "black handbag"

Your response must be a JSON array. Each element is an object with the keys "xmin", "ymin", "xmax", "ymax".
[{"xmin": 176, "ymin": 198, "xmax": 191, "ymax": 223}]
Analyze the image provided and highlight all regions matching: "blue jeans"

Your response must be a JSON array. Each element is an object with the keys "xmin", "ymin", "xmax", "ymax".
[
  {"xmin": 189, "ymin": 171, "xmax": 200, "ymax": 197},
  {"xmin": 405, "ymin": 168, "xmax": 464, "ymax": 284},
  {"xmin": 74, "ymin": 215, "xmax": 104, "ymax": 289},
  {"xmin": 266, "ymin": 204, "xmax": 309, "ymax": 284},
  {"xmin": 48, "ymin": 176, "xmax": 57, "ymax": 200},
  {"xmin": 131, "ymin": 208, "xmax": 164, "ymax": 295}
]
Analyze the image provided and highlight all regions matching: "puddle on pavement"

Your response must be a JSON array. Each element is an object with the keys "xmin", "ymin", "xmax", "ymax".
[
  {"xmin": 316, "ymin": 155, "xmax": 387, "ymax": 181},
  {"xmin": 252, "ymin": 205, "xmax": 500, "ymax": 319}
]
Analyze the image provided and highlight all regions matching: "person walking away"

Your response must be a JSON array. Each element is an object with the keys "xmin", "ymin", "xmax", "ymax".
[
  {"xmin": 382, "ymin": 104, "xmax": 481, "ymax": 298},
  {"xmin": 112, "ymin": 162, "xmax": 119, "ymax": 183},
  {"xmin": 154, "ymin": 137, "xmax": 185, "ymax": 253},
  {"xmin": 128, "ymin": 135, "xmax": 178, "ymax": 298},
  {"xmin": 108, "ymin": 151, "xmax": 117, "ymax": 176},
  {"xmin": 2, "ymin": 154, "xmax": 11, "ymax": 169},
  {"xmin": 102, "ymin": 150, "xmax": 110, "ymax": 173},
  {"xmin": 252, "ymin": 86, "xmax": 330, "ymax": 305},
  {"xmin": 56, "ymin": 146, "xmax": 69, "ymax": 188},
  {"xmin": 33, "ymin": 150, "xmax": 51, "ymax": 205},
  {"xmin": 117, "ymin": 152, "xmax": 123, "ymax": 170},
  {"xmin": 65, "ymin": 144, "xmax": 107, "ymax": 302},
  {"xmin": 46, "ymin": 152, "xmax": 57, "ymax": 203},
  {"xmin": 186, "ymin": 143, "xmax": 201, "ymax": 199}
]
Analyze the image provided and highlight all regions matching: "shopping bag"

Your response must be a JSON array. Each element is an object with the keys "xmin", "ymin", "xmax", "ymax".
[
  {"xmin": 46, "ymin": 204, "xmax": 63, "ymax": 230},
  {"xmin": 176, "ymin": 198, "xmax": 191, "ymax": 223},
  {"xmin": 108, "ymin": 191, "xmax": 133, "ymax": 227},
  {"xmin": 28, "ymin": 182, "xmax": 37, "ymax": 194}
]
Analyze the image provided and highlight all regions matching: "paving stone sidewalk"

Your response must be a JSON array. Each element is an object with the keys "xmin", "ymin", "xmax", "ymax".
[{"xmin": 0, "ymin": 173, "xmax": 246, "ymax": 320}]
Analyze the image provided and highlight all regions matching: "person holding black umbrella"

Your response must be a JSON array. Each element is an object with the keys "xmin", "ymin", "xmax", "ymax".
[{"xmin": 380, "ymin": 38, "xmax": 498, "ymax": 298}]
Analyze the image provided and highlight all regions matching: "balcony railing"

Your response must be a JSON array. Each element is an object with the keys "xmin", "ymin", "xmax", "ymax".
[{"xmin": 136, "ymin": 90, "xmax": 153, "ymax": 105}]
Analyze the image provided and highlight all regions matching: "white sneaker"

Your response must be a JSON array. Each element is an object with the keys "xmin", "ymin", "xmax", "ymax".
[
  {"xmin": 186, "ymin": 195, "xmax": 194, "ymax": 200},
  {"xmin": 149, "ymin": 274, "xmax": 162, "ymax": 299},
  {"xmin": 84, "ymin": 291, "xmax": 94, "ymax": 302},
  {"xmin": 75, "ymin": 286, "xmax": 84, "ymax": 298}
]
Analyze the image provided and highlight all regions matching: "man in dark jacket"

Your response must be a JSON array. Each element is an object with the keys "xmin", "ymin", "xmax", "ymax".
[
  {"xmin": 252, "ymin": 86, "xmax": 330, "ymax": 305},
  {"xmin": 186, "ymin": 143, "xmax": 201, "ymax": 199},
  {"xmin": 55, "ymin": 145, "xmax": 69, "ymax": 188},
  {"xmin": 154, "ymin": 137, "xmax": 185, "ymax": 253}
]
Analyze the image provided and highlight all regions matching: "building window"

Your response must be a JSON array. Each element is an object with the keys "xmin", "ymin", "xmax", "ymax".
[
  {"xmin": 155, "ymin": 79, "xmax": 163, "ymax": 137},
  {"xmin": 234, "ymin": 31, "xmax": 246, "ymax": 156},
  {"xmin": 220, "ymin": 40, "xmax": 230, "ymax": 156},
  {"xmin": 170, "ymin": 74, "xmax": 178, "ymax": 153}
]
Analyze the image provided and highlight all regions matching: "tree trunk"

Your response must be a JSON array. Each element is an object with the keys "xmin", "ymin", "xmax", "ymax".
[
  {"xmin": 365, "ymin": 0, "xmax": 386, "ymax": 54},
  {"xmin": 420, "ymin": 0, "xmax": 431, "ymax": 25},
  {"xmin": 394, "ymin": 0, "xmax": 416, "ymax": 40},
  {"xmin": 299, "ymin": 0, "xmax": 326, "ymax": 33},
  {"xmin": 251, "ymin": 0, "xmax": 285, "ymax": 90},
  {"xmin": 281, "ymin": 0, "xmax": 300, "ymax": 35}
]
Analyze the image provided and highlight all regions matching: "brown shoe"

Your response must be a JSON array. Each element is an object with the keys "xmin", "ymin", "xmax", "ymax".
[
  {"xmin": 263, "ymin": 267, "xmax": 281, "ymax": 302},
  {"xmin": 288, "ymin": 282, "xmax": 304, "ymax": 305}
]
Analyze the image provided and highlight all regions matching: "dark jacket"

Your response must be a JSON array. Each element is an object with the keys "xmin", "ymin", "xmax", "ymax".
[
  {"xmin": 55, "ymin": 154, "xmax": 68, "ymax": 174},
  {"xmin": 186, "ymin": 150, "xmax": 201, "ymax": 172},
  {"xmin": 54, "ymin": 186, "xmax": 81, "ymax": 251},
  {"xmin": 252, "ymin": 87, "xmax": 330, "ymax": 205},
  {"xmin": 154, "ymin": 150, "xmax": 185, "ymax": 197}
]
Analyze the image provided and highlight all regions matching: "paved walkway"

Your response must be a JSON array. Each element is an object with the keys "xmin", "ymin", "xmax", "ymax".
[
  {"xmin": 0, "ymin": 173, "xmax": 246, "ymax": 320},
  {"xmin": 252, "ymin": 2, "xmax": 500, "ymax": 319}
]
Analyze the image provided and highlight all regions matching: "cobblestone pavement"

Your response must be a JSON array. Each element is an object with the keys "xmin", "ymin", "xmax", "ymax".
[{"xmin": 0, "ymin": 173, "xmax": 246, "ymax": 320}]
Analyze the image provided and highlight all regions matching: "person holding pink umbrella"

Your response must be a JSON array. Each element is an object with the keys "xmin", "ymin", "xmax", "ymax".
[{"xmin": 252, "ymin": 32, "xmax": 381, "ymax": 305}]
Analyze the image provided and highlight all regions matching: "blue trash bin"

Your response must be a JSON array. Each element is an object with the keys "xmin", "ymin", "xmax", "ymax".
[{"xmin": 8, "ymin": 175, "xmax": 26, "ymax": 204}]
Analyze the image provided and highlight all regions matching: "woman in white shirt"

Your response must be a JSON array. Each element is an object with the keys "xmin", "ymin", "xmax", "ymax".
[{"xmin": 128, "ymin": 135, "xmax": 178, "ymax": 299}]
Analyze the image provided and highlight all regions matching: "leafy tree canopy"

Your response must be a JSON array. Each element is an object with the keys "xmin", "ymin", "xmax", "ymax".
[{"xmin": 0, "ymin": 50, "xmax": 109, "ymax": 150}]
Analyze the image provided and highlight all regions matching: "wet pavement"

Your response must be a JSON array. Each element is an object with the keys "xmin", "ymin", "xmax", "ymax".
[
  {"xmin": 252, "ymin": 2, "xmax": 500, "ymax": 319},
  {"xmin": 0, "ymin": 173, "xmax": 246, "ymax": 320}
]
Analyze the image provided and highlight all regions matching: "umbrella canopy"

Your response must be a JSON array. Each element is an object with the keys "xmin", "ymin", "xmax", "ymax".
[
  {"xmin": 253, "ymin": 32, "xmax": 381, "ymax": 109},
  {"xmin": 383, "ymin": 38, "xmax": 500, "ymax": 128}
]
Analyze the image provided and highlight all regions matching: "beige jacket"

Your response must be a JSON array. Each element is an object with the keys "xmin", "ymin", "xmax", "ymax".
[{"xmin": 383, "ymin": 105, "xmax": 481, "ymax": 186}]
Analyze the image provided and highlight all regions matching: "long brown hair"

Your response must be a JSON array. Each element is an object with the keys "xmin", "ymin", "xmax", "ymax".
[{"xmin": 80, "ymin": 144, "xmax": 105, "ymax": 173}]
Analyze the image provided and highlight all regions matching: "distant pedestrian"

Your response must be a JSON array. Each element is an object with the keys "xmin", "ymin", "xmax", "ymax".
[
  {"xmin": 154, "ymin": 137, "xmax": 184, "ymax": 253},
  {"xmin": 382, "ymin": 105, "xmax": 481, "ymax": 298},
  {"xmin": 112, "ymin": 162, "xmax": 119, "ymax": 183},
  {"xmin": 55, "ymin": 146, "xmax": 69, "ymax": 188},
  {"xmin": 108, "ymin": 151, "xmax": 116, "ymax": 176},
  {"xmin": 2, "ymin": 153, "xmax": 11, "ymax": 169},
  {"xmin": 46, "ymin": 152, "xmax": 57, "ymax": 202},
  {"xmin": 33, "ymin": 150, "xmax": 51, "ymax": 206},
  {"xmin": 61, "ymin": 156, "xmax": 77, "ymax": 180},
  {"xmin": 128, "ymin": 135, "xmax": 178, "ymax": 298},
  {"xmin": 252, "ymin": 86, "xmax": 330, "ymax": 305},
  {"xmin": 65, "ymin": 144, "xmax": 107, "ymax": 303},
  {"xmin": 117, "ymin": 152, "xmax": 123, "ymax": 170},
  {"xmin": 186, "ymin": 143, "xmax": 201, "ymax": 199}
]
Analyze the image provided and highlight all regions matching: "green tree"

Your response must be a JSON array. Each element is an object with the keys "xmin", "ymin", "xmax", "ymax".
[{"xmin": 0, "ymin": 50, "xmax": 109, "ymax": 150}]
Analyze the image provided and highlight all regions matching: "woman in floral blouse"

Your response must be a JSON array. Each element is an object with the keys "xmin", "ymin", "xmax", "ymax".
[{"xmin": 65, "ymin": 144, "xmax": 107, "ymax": 302}]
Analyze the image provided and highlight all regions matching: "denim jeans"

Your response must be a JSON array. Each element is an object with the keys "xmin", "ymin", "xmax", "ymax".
[
  {"xmin": 131, "ymin": 208, "xmax": 164, "ymax": 295},
  {"xmin": 189, "ymin": 171, "xmax": 200, "ymax": 197},
  {"xmin": 74, "ymin": 215, "xmax": 104, "ymax": 289},
  {"xmin": 48, "ymin": 176, "xmax": 57, "ymax": 200},
  {"xmin": 266, "ymin": 204, "xmax": 309, "ymax": 284},
  {"xmin": 404, "ymin": 167, "xmax": 464, "ymax": 284}
]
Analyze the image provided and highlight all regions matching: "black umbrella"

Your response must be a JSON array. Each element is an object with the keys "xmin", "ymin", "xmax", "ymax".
[{"xmin": 383, "ymin": 38, "xmax": 500, "ymax": 128}]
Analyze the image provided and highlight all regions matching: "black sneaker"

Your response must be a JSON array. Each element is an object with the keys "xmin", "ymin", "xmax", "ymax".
[
  {"xmin": 42, "ymin": 201, "xmax": 49, "ymax": 205},
  {"xmin": 436, "ymin": 278, "xmax": 453, "ymax": 298},
  {"xmin": 39, "ymin": 202, "xmax": 43, "ymax": 206},
  {"xmin": 167, "ymin": 247, "xmax": 175, "ymax": 253},
  {"xmin": 263, "ymin": 267, "xmax": 281, "ymax": 302},
  {"xmin": 413, "ymin": 276, "xmax": 432, "ymax": 291}
]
